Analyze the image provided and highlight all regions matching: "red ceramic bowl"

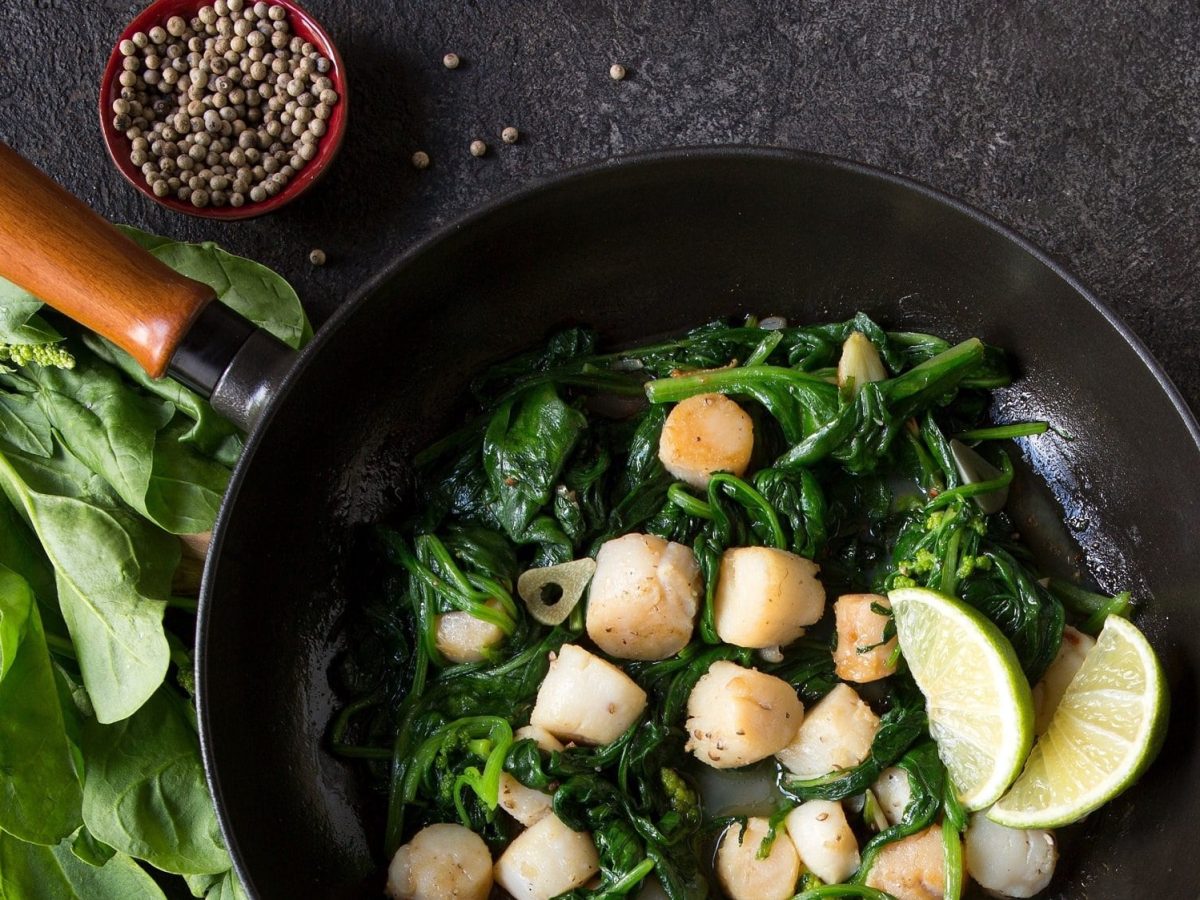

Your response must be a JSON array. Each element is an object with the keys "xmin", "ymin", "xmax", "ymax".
[{"xmin": 99, "ymin": 0, "xmax": 348, "ymax": 220}]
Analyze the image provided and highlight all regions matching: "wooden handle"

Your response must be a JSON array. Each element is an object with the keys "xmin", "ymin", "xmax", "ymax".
[{"xmin": 0, "ymin": 144, "xmax": 215, "ymax": 377}]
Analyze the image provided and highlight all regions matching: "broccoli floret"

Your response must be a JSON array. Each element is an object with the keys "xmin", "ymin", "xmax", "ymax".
[{"xmin": 0, "ymin": 341, "xmax": 76, "ymax": 369}]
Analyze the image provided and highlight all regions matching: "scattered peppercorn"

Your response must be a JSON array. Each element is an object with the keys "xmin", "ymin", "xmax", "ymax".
[
  {"xmin": 308, "ymin": 248, "xmax": 326, "ymax": 266},
  {"xmin": 501, "ymin": 126, "xmax": 519, "ymax": 144},
  {"xmin": 469, "ymin": 139, "xmax": 487, "ymax": 157},
  {"xmin": 111, "ymin": 3, "xmax": 340, "ymax": 209},
  {"xmin": 609, "ymin": 63, "xmax": 627, "ymax": 80},
  {"xmin": 411, "ymin": 150, "xmax": 430, "ymax": 169},
  {"xmin": 442, "ymin": 52, "xmax": 460, "ymax": 69}
]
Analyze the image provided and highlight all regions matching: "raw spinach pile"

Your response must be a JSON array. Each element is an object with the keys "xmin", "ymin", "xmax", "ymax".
[
  {"xmin": 333, "ymin": 314, "xmax": 1126, "ymax": 898},
  {"xmin": 0, "ymin": 227, "xmax": 309, "ymax": 900}
]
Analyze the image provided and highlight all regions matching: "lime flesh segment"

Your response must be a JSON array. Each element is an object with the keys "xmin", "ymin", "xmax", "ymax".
[
  {"xmin": 989, "ymin": 615, "xmax": 1168, "ymax": 829},
  {"xmin": 888, "ymin": 586, "xmax": 1034, "ymax": 811}
]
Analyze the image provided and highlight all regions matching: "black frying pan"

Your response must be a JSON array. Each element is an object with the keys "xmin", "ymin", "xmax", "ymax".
[{"xmin": 2, "ymin": 147, "xmax": 1196, "ymax": 899}]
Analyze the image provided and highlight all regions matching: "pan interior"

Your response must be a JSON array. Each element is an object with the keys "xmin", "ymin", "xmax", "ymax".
[{"xmin": 198, "ymin": 150, "xmax": 1200, "ymax": 898}]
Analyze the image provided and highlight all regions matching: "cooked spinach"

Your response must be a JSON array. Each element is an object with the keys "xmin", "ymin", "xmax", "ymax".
[{"xmin": 337, "ymin": 314, "xmax": 1078, "ymax": 896}]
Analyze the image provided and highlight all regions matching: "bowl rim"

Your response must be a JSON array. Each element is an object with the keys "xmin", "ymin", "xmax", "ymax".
[
  {"xmin": 196, "ymin": 144, "xmax": 1200, "ymax": 895},
  {"xmin": 97, "ymin": 0, "xmax": 348, "ymax": 220}
]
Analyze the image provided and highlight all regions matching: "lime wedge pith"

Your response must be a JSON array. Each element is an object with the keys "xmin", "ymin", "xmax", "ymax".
[
  {"xmin": 989, "ymin": 615, "xmax": 1167, "ymax": 829},
  {"xmin": 888, "ymin": 586, "xmax": 1035, "ymax": 811}
]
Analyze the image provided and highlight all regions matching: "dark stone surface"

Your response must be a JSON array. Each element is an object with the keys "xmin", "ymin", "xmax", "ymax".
[{"xmin": 2, "ymin": 0, "xmax": 1198, "ymax": 409}]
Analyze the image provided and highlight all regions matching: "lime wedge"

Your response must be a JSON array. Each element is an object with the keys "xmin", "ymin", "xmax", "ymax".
[
  {"xmin": 888, "ymin": 586, "xmax": 1034, "ymax": 810},
  {"xmin": 989, "ymin": 615, "xmax": 1167, "ymax": 828}
]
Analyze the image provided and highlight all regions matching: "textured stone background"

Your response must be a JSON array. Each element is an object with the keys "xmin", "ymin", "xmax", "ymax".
[{"xmin": 1, "ymin": 0, "xmax": 1198, "ymax": 409}]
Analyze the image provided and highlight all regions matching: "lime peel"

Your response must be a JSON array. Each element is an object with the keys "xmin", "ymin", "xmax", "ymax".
[
  {"xmin": 888, "ymin": 586, "xmax": 1035, "ymax": 811},
  {"xmin": 988, "ymin": 615, "xmax": 1168, "ymax": 829}
]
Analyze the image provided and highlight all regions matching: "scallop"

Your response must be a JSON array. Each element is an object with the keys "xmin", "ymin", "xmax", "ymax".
[
  {"xmin": 386, "ymin": 823, "xmax": 492, "ymax": 900},
  {"xmin": 832, "ymin": 593, "xmax": 898, "ymax": 683},
  {"xmin": 685, "ymin": 660, "xmax": 804, "ymax": 768},
  {"xmin": 586, "ymin": 533, "xmax": 702, "ymax": 660},
  {"xmin": 864, "ymin": 824, "xmax": 950, "ymax": 900},
  {"xmin": 658, "ymin": 392, "xmax": 754, "ymax": 489},
  {"xmin": 966, "ymin": 812, "xmax": 1057, "ymax": 898},
  {"xmin": 715, "ymin": 816, "xmax": 800, "ymax": 900},
  {"xmin": 514, "ymin": 724, "xmax": 565, "ymax": 753},
  {"xmin": 713, "ymin": 546, "xmax": 825, "ymax": 649},
  {"xmin": 435, "ymin": 598, "xmax": 506, "ymax": 664},
  {"xmin": 777, "ymin": 683, "xmax": 880, "ymax": 778},
  {"xmin": 498, "ymin": 772, "xmax": 553, "ymax": 827},
  {"xmin": 872, "ymin": 766, "xmax": 913, "ymax": 826},
  {"xmin": 530, "ymin": 644, "xmax": 648, "ymax": 745},
  {"xmin": 493, "ymin": 813, "xmax": 600, "ymax": 900},
  {"xmin": 784, "ymin": 800, "xmax": 860, "ymax": 885}
]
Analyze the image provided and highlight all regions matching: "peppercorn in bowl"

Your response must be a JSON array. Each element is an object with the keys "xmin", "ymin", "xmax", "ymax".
[{"xmin": 100, "ymin": 0, "xmax": 347, "ymax": 219}]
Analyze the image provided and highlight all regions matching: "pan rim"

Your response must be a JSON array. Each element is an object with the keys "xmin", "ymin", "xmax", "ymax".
[{"xmin": 195, "ymin": 144, "xmax": 1200, "ymax": 895}]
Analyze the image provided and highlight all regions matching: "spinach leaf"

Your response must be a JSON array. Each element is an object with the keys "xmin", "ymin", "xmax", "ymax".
[
  {"xmin": 0, "ymin": 566, "xmax": 82, "ymax": 846},
  {"xmin": 145, "ymin": 420, "xmax": 231, "ymax": 534},
  {"xmin": 0, "ymin": 832, "xmax": 164, "ymax": 900},
  {"xmin": 0, "ymin": 394, "xmax": 53, "ymax": 458},
  {"xmin": 68, "ymin": 827, "xmax": 116, "ymax": 868},
  {"xmin": 82, "ymin": 688, "xmax": 231, "ymax": 875},
  {"xmin": 6, "ymin": 356, "xmax": 175, "ymax": 527},
  {"xmin": 115, "ymin": 226, "xmax": 310, "ymax": 349},
  {"xmin": 0, "ymin": 278, "xmax": 61, "ymax": 346},
  {"xmin": 81, "ymin": 335, "xmax": 243, "ymax": 468},
  {"xmin": 0, "ymin": 445, "xmax": 176, "ymax": 724},
  {"xmin": 483, "ymin": 383, "xmax": 587, "ymax": 540}
]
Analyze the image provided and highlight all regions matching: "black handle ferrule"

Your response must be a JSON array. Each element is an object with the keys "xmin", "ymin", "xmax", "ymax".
[{"xmin": 168, "ymin": 301, "xmax": 257, "ymax": 398}]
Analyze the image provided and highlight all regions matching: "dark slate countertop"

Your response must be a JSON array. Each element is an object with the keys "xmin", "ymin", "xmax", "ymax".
[{"xmin": 2, "ymin": 1, "xmax": 1198, "ymax": 407}]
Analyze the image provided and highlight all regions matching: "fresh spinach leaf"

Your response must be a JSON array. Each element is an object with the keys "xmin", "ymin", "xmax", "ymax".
[
  {"xmin": 0, "ymin": 566, "xmax": 82, "ymax": 845},
  {"xmin": 0, "ymin": 832, "xmax": 164, "ymax": 900},
  {"xmin": 0, "ymin": 444, "xmax": 176, "ymax": 724},
  {"xmin": 81, "ymin": 335, "xmax": 243, "ymax": 468},
  {"xmin": 82, "ymin": 688, "xmax": 230, "ymax": 875},
  {"xmin": 115, "ymin": 226, "xmax": 310, "ymax": 349},
  {"xmin": 0, "ymin": 279, "xmax": 61, "ymax": 346},
  {"xmin": 0, "ymin": 393, "xmax": 53, "ymax": 458}
]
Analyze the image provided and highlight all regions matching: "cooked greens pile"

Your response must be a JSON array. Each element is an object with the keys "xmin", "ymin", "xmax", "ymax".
[
  {"xmin": 0, "ymin": 228, "xmax": 308, "ymax": 899},
  {"xmin": 333, "ymin": 315, "xmax": 1132, "ymax": 898}
]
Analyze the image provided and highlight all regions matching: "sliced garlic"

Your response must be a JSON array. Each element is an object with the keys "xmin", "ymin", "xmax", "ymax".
[
  {"xmin": 949, "ymin": 438, "xmax": 1009, "ymax": 514},
  {"xmin": 517, "ymin": 558, "xmax": 597, "ymax": 625},
  {"xmin": 836, "ymin": 331, "xmax": 887, "ymax": 394}
]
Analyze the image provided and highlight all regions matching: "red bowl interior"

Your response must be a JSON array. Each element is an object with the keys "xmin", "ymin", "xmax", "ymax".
[{"xmin": 99, "ymin": 0, "xmax": 348, "ymax": 220}]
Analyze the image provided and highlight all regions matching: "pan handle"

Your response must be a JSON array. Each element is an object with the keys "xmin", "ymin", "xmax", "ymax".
[{"xmin": 0, "ymin": 144, "xmax": 293, "ymax": 431}]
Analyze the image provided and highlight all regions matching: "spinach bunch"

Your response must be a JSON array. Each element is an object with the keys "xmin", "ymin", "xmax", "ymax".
[
  {"xmin": 336, "ymin": 314, "xmax": 1083, "ymax": 896},
  {"xmin": 0, "ymin": 229, "xmax": 309, "ymax": 899}
]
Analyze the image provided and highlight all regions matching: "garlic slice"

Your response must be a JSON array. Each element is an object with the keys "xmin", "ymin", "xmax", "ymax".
[
  {"xmin": 836, "ymin": 332, "xmax": 888, "ymax": 394},
  {"xmin": 517, "ymin": 558, "xmax": 597, "ymax": 625},
  {"xmin": 949, "ymin": 438, "xmax": 1009, "ymax": 514}
]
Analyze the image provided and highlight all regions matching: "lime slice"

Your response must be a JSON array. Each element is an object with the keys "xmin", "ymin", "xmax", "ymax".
[
  {"xmin": 989, "ymin": 615, "xmax": 1167, "ymax": 828},
  {"xmin": 888, "ymin": 586, "xmax": 1034, "ymax": 810}
]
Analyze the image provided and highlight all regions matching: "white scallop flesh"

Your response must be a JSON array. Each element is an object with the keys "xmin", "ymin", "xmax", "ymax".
[
  {"xmin": 784, "ymin": 800, "xmax": 861, "ymax": 884},
  {"xmin": 529, "ymin": 644, "xmax": 648, "ymax": 745},
  {"xmin": 872, "ymin": 766, "xmax": 914, "ymax": 826},
  {"xmin": 713, "ymin": 546, "xmax": 825, "ymax": 648},
  {"xmin": 385, "ymin": 823, "xmax": 493, "ymax": 900},
  {"xmin": 434, "ymin": 598, "xmax": 506, "ymax": 664},
  {"xmin": 777, "ymin": 683, "xmax": 880, "ymax": 777},
  {"xmin": 586, "ymin": 533, "xmax": 701, "ymax": 660},
  {"xmin": 965, "ymin": 812, "xmax": 1057, "ymax": 898},
  {"xmin": 685, "ymin": 660, "xmax": 804, "ymax": 768},
  {"xmin": 715, "ymin": 816, "xmax": 801, "ymax": 900},
  {"xmin": 492, "ymin": 813, "xmax": 600, "ymax": 900}
]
